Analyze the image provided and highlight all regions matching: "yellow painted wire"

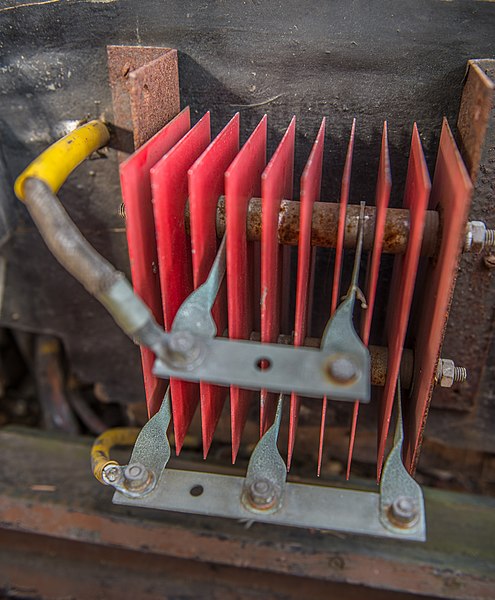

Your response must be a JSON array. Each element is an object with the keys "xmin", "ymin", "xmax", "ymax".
[{"xmin": 14, "ymin": 120, "xmax": 110, "ymax": 201}]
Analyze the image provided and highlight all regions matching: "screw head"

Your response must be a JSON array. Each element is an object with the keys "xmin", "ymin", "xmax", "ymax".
[
  {"xmin": 390, "ymin": 495, "xmax": 418, "ymax": 526},
  {"xmin": 166, "ymin": 331, "xmax": 203, "ymax": 368},
  {"xmin": 168, "ymin": 331, "xmax": 196, "ymax": 354},
  {"xmin": 326, "ymin": 355, "xmax": 359, "ymax": 384},
  {"xmin": 248, "ymin": 478, "xmax": 277, "ymax": 509},
  {"xmin": 123, "ymin": 462, "xmax": 151, "ymax": 490}
]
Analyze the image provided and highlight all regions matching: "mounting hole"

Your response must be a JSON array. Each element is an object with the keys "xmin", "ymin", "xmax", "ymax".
[
  {"xmin": 190, "ymin": 484, "xmax": 204, "ymax": 497},
  {"xmin": 255, "ymin": 357, "xmax": 272, "ymax": 371}
]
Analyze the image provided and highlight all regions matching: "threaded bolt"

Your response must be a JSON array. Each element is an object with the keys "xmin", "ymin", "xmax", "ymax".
[
  {"xmin": 453, "ymin": 366, "xmax": 467, "ymax": 383},
  {"xmin": 465, "ymin": 221, "xmax": 495, "ymax": 253},
  {"xmin": 485, "ymin": 229, "xmax": 495, "ymax": 247},
  {"xmin": 436, "ymin": 358, "xmax": 468, "ymax": 387},
  {"xmin": 389, "ymin": 495, "xmax": 418, "ymax": 527},
  {"xmin": 123, "ymin": 462, "xmax": 152, "ymax": 491},
  {"xmin": 247, "ymin": 478, "xmax": 278, "ymax": 510}
]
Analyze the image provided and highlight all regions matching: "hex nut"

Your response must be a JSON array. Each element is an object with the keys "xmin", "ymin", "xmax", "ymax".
[
  {"xmin": 389, "ymin": 495, "xmax": 418, "ymax": 527},
  {"xmin": 247, "ymin": 478, "xmax": 278, "ymax": 509},
  {"xmin": 326, "ymin": 355, "xmax": 359, "ymax": 384},
  {"xmin": 469, "ymin": 221, "xmax": 487, "ymax": 254},
  {"xmin": 436, "ymin": 358, "xmax": 454, "ymax": 388},
  {"xmin": 124, "ymin": 462, "xmax": 152, "ymax": 491},
  {"xmin": 166, "ymin": 331, "xmax": 203, "ymax": 369}
]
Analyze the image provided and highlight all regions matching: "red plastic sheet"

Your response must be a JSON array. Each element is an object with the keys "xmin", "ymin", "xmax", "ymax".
[
  {"xmin": 346, "ymin": 122, "xmax": 391, "ymax": 479},
  {"xmin": 287, "ymin": 118, "xmax": 325, "ymax": 470},
  {"xmin": 260, "ymin": 117, "xmax": 296, "ymax": 435},
  {"xmin": 225, "ymin": 116, "xmax": 267, "ymax": 462},
  {"xmin": 377, "ymin": 124, "xmax": 430, "ymax": 480},
  {"xmin": 318, "ymin": 119, "xmax": 355, "ymax": 476},
  {"xmin": 404, "ymin": 119, "xmax": 472, "ymax": 472},
  {"xmin": 188, "ymin": 113, "xmax": 240, "ymax": 457},
  {"xmin": 151, "ymin": 113, "xmax": 211, "ymax": 453},
  {"xmin": 119, "ymin": 108, "xmax": 190, "ymax": 417}
]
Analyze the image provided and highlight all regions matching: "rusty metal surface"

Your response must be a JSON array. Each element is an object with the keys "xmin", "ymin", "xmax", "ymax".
[
  {"xmin": 457, "ymin": 60, "xmax": 495, "ymax": 181},
  {"xmin": 34, "ymin": 335, "xmax": 79, "ymax": 434},
  {"xmin": 249, "ymin": 332, "xmax": 414, "ymax": 388},
  {"xmin": 0, "ymin": 428, "xmax": 494, "ymax": 600},
  {"xmin": 424, "ymin": 60, "xmax": 495, "ymax": 452},
  {"xmin": 213, "ymin": 198, "xmax": 438, "ymax": 256},
  {"xmin": 107, "ymin": 45, "xmax": 180, "ymax": 152}
]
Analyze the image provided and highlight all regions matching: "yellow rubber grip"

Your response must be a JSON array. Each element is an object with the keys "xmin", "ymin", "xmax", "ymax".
[
  {"xmin": 91, "ymin": 427, "xmax": 140, "ymax": 484},
  {"xmin": 14, "ymin": 120, "xmax": 110, "ymax": 201}
]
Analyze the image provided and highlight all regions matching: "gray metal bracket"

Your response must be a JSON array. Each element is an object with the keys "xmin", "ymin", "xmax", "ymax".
[
  {"xmin": 110, "ymin": 384, "xmax": 426, "ymax": 542},
  {"xmin": 101, "ymin": 388, "xmax": 172, "ymax": 498}
]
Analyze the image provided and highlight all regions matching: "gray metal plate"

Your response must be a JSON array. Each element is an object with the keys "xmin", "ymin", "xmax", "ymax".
[{"xmin": 113, "ymin": 469, "xmax": 425, "ymax": 541}]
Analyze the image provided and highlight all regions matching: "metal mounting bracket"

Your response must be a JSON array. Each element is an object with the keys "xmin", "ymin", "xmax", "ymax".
[{"xmin": 111, "ymin": 382, "xmax": 426, "ymax": 541}]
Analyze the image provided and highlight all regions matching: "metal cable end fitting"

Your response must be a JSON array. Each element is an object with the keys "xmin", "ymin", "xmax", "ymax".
[
  {"xmin": 102, "ymin": 463, "xmax": 123, "ymax": 486},
  {"xmin": 436, "ymin": 359, "xmax": 468, "ymax": 388}
]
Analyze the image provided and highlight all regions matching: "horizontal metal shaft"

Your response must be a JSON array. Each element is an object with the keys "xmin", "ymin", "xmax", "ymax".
[
  {"xmin": 185, "ymin": 197, "xmax": 439, "ymax": 256},
  {"xmin": 249, "ymin": 332, "xmax": 414, "ymax": 388}
]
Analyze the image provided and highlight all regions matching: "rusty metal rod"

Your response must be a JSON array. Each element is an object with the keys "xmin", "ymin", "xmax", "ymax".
[
  {"xmin": 248, "ymin": 332, "xmax": 414, "ymax": 388},
  {"xmin": 185, "ymin": 197, "xmax": 439, "ymax": 256}
]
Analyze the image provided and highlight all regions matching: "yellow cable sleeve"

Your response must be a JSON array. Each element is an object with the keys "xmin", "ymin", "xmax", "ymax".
[
  {"xmin": 91, "ymin": 427, "xmax": 140, "ymax": 484},
  {"xmin": 14, "ymin": 120, "xmax": 110, "ymax": 201}
]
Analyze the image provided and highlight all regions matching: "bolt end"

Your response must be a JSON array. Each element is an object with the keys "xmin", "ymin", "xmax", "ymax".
[
  {"xmin": 485, "ymin": 229, "xmax": 495, "ymax": 247},
  {"xmin": 453, "ymin": 366, "xmax": 467, "ymax": 383}
]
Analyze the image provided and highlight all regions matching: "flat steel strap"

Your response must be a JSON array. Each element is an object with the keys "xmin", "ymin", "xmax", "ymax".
[
  {"xmin": 113, "ymin": 469, "xmax": 423, "ymax": 541},
  {"xmin": 154, "ymin": 336, "xmax": 370, "ymax": 401}
]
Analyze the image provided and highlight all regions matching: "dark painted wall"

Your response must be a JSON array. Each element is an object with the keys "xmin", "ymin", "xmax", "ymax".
[{"xmin": 0, "ymin": 0, "xmax": 494, "ymax": 453}]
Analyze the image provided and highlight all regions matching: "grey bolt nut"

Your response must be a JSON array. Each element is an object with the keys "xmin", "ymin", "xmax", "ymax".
[
  {"xmin": 436, "ymin": 358, "xmax": 455, "ymax": 388},
  {"xmin": 124, "ymin": 462, "xmax": 151, "ymax": 490},
  {"xmin": 390, "ymin": 495, "xmax": 418, "ymax": 526},
  {"xmin": 166, "ymin": 331, "xmax": 203, "ymax": 368},
  {"xmin": 248, "ymin": 478, "xmax": 277, "ymax": 509},
  {"xmin": 326, "ymin": 355, "xmax": 359, "ymax": 384},
  {"xmin": 465, "ymin": 221, "xmax": 491, "ymax": 253},
  {"xmin": 436, "ymin": 359, "xmax": 467, "ymax": 387},
  {"xmin": 168, "ymin": 331, "xmax": 197, "ymax": 354}
]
